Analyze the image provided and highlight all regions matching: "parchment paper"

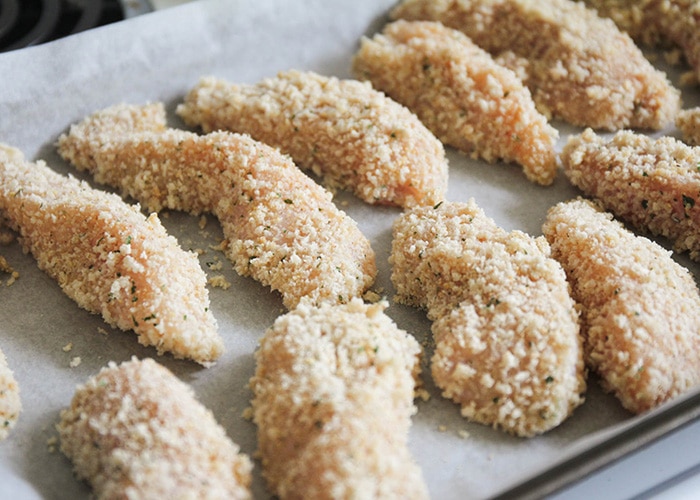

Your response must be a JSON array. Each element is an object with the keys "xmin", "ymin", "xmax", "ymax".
[{"xmin": 0, "ymin": 1, "xmax": 698, "ymax": 498}]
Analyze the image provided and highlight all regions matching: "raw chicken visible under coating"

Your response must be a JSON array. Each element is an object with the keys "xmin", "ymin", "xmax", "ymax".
[
  {"xmin": 176, "ymin": 70, "xmax": 448, "ymax": 208},
  {"xmin": 390, "ymin": 0, "xmax": 681, "ymax": 131},
  {"xmin": 390, "ymin": 201, "xmax": 585, "ymax": 437},
  {"xmin": 583, "ymin": 0, "xmax": 700, "ymax": 84},
  {"xmin": 57, "ymin": 357, "xmax": 252, "ymax": 499},
  {"xmin": 353, "ymin": 20, "xmax": 559, "ymax": 185},
  {"xmin": 249, "ymin": 299, "xmax": 427, "ymax": 499},
  {"xmin": 0, "ymin": 145, "xmax": 222, "ymax": 366},
  {"xmin": 0, "ymin": 349, "xmax": 20, "ymax": 441},
  {"xmin": 542, "ymin": 198, "xmax": 700, "ymax": 413},
  {"xmin": 561, "ymin": 128, "xmax": 700, "ymax": 261},
  {"xmin": 57, "ymin": 103, "xmax": 376, "ymax": 310},
  {"xmin": 676, "ymin": 107, "xmax": 700, "ymax": 145}
]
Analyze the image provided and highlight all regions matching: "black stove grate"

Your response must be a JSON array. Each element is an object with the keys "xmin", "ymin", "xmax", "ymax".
[{"xmin": 0, "ymin": 0, "xmax": 126, "ymax": 52}]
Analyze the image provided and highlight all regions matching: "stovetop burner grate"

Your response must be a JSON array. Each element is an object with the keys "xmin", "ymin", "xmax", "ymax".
[{"xmin": 0, "ymin": 0, "xmax": 131, "ymax": 52}]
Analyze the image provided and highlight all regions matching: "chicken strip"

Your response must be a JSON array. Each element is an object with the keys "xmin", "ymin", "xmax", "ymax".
[
  {"xmin": 177, "ymin": 70, "xmax": 448, "ymax": 208},
  {"xmin": 391, "ymin": 0, "xmax": 681, "ymax": 130},
  {"xmin": 249, "ymin": 299, "xmax": 427, "ymax": 499},
  {"xmin": 561, "ymin": 128, "xmax": 700, "ymax": 260},
  {"xmin": 676, "ymin": 107, "xmax": 700, "ymax": 145},
  {"xmin": 0, "ymin": 349, "xmax": 20, "ymax": 441},
  {"xmin": 57, "ymin": 357, "xmax": 252, "ymax": 499},
  {"xmin": 57, "ymin": 103, "xmax": 376, "ymax": 310},
  {"xmin": 353, "ymin": 20, "xmax": 558, "ymax": 185},
  {"xmin": 390, "ymin": 200, "xmax": 585, "ymax": 437},
  {"xmin": 0, "ymin": 145, "xmax": 222, "ymax": 366},
  {"xmin": 543, "ymin": 198, "xmax": 700, "ymax": 413}
]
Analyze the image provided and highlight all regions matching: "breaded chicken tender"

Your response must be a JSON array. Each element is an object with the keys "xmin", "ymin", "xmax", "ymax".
[
  {"xmin": 543, "ymin": 198, "xmax": 700, "ymax": 413},
  {"xmin": 353, "ymin": 20, "xmax": 559, "ymax": 185},
  {"xmin": 57, "ymin": 103, "xmax": 376, "ymax": 310},
  {"xmin": 584, "ymin": 0, "xmax": 700, "ymax": 84},
  {"xmin": 57, "ymin": 357, "xmax": 252, "ymax": 499},
  {"xmin": 177, "ymin": 70, "xmax": 448, "ymax": 208},
  {"xmin": 390, "ymin": 201, "xmax": 585, "ymax": 437},
  {"xmin": 0, "ymin": 145, "xmax": 222, "ymax": 366},
  {"xmin": 0, "ymin": 349, "xmax": 20, "ymax": 441},
  {"xmin": 391, "ymin": 0, "xmax": 681, "ymax": 130},
  {"xmin": 676, "ymin": 107, "xmax": 700, "ymax": 145},
  {"xmin": 249, "ymin": 299, "xmax": 427, "ymax": 499},
  {"xmin": 561, "ymin": 128, "xmax": 700, "ymax": 260}
]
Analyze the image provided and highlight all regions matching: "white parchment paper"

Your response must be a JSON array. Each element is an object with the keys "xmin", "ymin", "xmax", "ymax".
[{"xmin": 0, "ymin": 1, "xmax": 698, "ymax": 498}]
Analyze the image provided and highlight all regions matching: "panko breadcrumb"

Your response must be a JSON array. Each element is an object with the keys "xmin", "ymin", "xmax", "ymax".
[
  {"xmin": 0, "ymin": 349, "xmax": 20, "ymax": 441},
  {"xmin": 542, "ymin": 198, "xmax": 700, "ymax": 413},
  {"xmin": 249, "ymin": 299, "xmax": 428, "ymax": 498},
  {"xmin": 0, "ymin": 145, "xmax": 222, "ymax": 366},
  {"xmin": 561, "ymin": 128, "xmax": 700, "ymax": 260},
  {"xmin": 177, "ymin": 70, "xmax": 448, "ymax": 208},
  {"xmin": 676, "ymin": 107, "xmax": 700, "ymax": 145},
  {"xmin": 57, "ymin": 103, "xmax": 376, "ymax": 310},
  {"xmin": 57, "ymin": 357, "xmax": 252, "ymax": 499},
  {"xmin": 390, "ymin": 200, "xmax": 585, "ymax": 437},
  {"xmin": 353, "ymin": 20, "xmax": 559, "ymax": 185},
  {"xmin": 390, "ymin": 0, "xmax": 681, "ymax": 130}
]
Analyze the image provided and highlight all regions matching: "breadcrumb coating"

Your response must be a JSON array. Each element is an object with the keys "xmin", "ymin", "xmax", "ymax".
[
  {"xmin": 0, "ymin": 349, "xmax": 20, "ymax": 441},
  {"xmin": 353, "ymin": 20, "xmax": 559, "ymax": 185},
  {"xmin": 584, "ymin": 0, "xmax": 700, "ymax": 84},
  {"xmin": 676, "ymin": 107, "xmax": 700, "ymax": 145},
  {"xmin": 57, "ymin": 103, "xmax": 376, "ymax": 310},
  {"xmin": 561, "ymin": 128, "xmax": 700, "ymax": 260},
  {"xmin": 249, "ymin": 299, "xmax": 428, "ymax": 499},
  {"xmin": 177, "ymin": 70, "xmax": 448, "ymax": 208},
  {"xmin": 57, "ymin": 357, "xmax": 252, "ymax": 499},
  {"xmin": 0, "ymin": 145, "xmax": 222, "ymax": 366},
  {"xmin": 390, "ymin": 0, "xmax": 681, "ymax": 130},
  {"xmin": 390, "ymin": 200, "xmax": 585, "ymax": 437},
  {"xmin": 542, "ymin": 198, "xmax": 700, "ymax": 413}
]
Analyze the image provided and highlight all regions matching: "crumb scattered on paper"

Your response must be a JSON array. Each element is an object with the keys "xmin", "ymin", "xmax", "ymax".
[
  {"xmin": 208, "ymin": 275, "xmax": 231, "ymax": 289},
  {"xmin": 62, "ymin": 343, "xmax": 73, "ymax": 352},
  {"xmin": 69, "ymin": 357, "xmax": 81, "ymax": 368}
]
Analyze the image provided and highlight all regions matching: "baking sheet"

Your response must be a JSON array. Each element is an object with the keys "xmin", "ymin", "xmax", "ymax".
[{"xmin": 0, "ymin": 1, "xmax": 699, "ymax": 498}]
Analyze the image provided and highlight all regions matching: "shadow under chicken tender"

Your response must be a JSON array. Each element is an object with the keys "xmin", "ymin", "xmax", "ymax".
[
  {"xmin": 391, "ymin": 0, "xmax": 681, "ymax": 131},
  {"xmin": 543, "ymin": 198, "xmax": 700, "ymax": 413},
  {"xmin": 249, "ymin": 299, "xmax": 427, "ymax": 499},
  {"xmin": 57, "ymin": 357, "xmax": 252, "ymax": 499},
  {"xmin": 0, "ymin": 349, "xmax": 20, "ymax": 441},
  {"xmin": 0, "ymin": 145, "xmax": 222, "ymax": 366},
  {"xmin": 561, "ymin": 128, "xmax": 700, "ymax": 260},
  {"xmin": 57, "ymin": 103, "xmax": 376, "ymax": 310},
  {"xmin": 177, "ymin": 70, "xmax": 448, "ymax": 208},
  {"xmin": 353, "ymin": 20, "xmax": 559, "ymax": 185},
  {"xmin": 390, "ymin": 200, "xmax": 585, "ymax": 437}
]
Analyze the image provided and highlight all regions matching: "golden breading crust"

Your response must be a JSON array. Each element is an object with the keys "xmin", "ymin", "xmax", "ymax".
[
  {"xmin": 249, "ymin": 299, "xmax": 428, "ymax": 499},
  {"xmin": 390, "ymin": 200, "xmax": 585, "ymax": 437},
  {"xmin": 0, "ymin": 349, "xmax": 20, "ymax": 441},
  {"xmin": 0, "ymin": 145, "xmax": 222, "ymax": 366},
  {"xmin": 561, "ymin": 128, "xmax": 700, "ymax": 261},
  {"xmin": 353, "ymin": 21, "xmax": 559, "ymax": 186},
  {"xmin": 542, "ymin": 198, "xmax": 700, "ymax": 413},
  {"xmin": 57, "ymin": 357, "xmax": 252, "ymax": 499},
  {"xmin": 176, "ymin": 70, "xmax": 448, "ymax": 208},
  {"xmin": 676, "ymin": 107, "xmax": 700, "ymax": 145},
  {"xmin": 390, "ymin": 0, "xmax": 681, "ymax": 131},
  {"xmin": 57, "ymin": 103, "xmax": 376, "ymax": 310}
]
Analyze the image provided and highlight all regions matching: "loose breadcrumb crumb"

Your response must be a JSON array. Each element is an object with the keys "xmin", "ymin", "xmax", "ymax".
[
  {"xmin": 0, "ymin": 144, "xmax": 223, "ymax": 366},
  {"xmin": 561, "ymin": 128, "xmax": 700, "ymax": 260},
  {"xmin": 208, "ymin": 275, "xmax": 231, "ymax": 290},
  {"xmin": 543, "ymin": 198, "xmax": 700, "ymax": 413},
  {"xmin": 57, "ymin": 103, "xmax": 376, "ymax": 310},
  {"xmin": 69, "ymin": 357, "xmax": 81, "ymax": 368},
  {"xmin": 353, "ymin": 20, "xmax": 559, "ymax": 185},
  {"xmin": 250, "ymin": 299, "xmax": 428, "ymax": 499},
  {"xmin": 676, "ymin": 107, "xmax": 700, "ymax": 146},
  {"xmin": 391, "ymin": 0, "xmax": 680, "ymax": 130},
  {"xmin": 177, "ymin": 71, "xmax": 449, "ymax": 208},
  {"xmin": 390, "ymin": 200, "xmax": 585, "ymax": 437},
  {"xmin": 57, "ymin": 357, "xmax": 253, "ymax": 499},
  {"xmin": 62, "ymin": 343, "xmax": 73, "ymax": 353},
  {"xmin": 0, "ymin": 349, "xmax": 20, "ymax": 441}
]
